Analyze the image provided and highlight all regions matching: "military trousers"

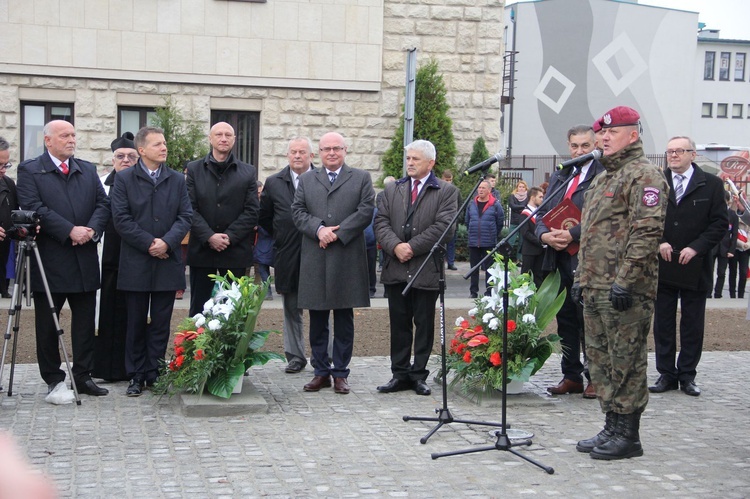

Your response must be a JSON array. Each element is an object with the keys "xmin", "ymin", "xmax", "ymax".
[{"xmin": 582, "ymin": 289, "xmax": 653, "ymax": 415}]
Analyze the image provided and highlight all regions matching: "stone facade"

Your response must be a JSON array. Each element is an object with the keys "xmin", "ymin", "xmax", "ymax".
[{"xmin": 0, "ymin": 0, "xmax": 504, "ymax": 180}]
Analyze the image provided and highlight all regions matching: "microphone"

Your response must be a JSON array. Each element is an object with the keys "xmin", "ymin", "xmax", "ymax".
[
  {"xmin": 556, "ymin": 150, "xmax": 601, "ymax": 170},
  {"xmin": 463, "ymin": 153, "xmax": 503, "ymax": 175}
]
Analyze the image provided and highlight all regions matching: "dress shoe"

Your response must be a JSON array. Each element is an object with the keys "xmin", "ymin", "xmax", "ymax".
[
  {"xmin": 583, "ymin": 382, "xmax": 597, "ymax": 399},
  {"xmin": 285, "ymin": 358, "xmax": 306, "ymax": 373},
  {"xmin": 126, "ymin": 379, "xmax": 143, "ymax": 397},
  {"xmin": 414, "ymin": 379, "xmax": 431, "ymax": 396},
  {"xmin": 333, "ymin": 377, "xmax": 350, "ymax": 394},
  {"xmin": 547, "ymin": 378, "xmax": 584, "ymax": 395},
  {"xmin": 303, "ymin": 375, "xmax": 331, "ymax": 392},
  {"xmin": 447, "ymin": 264, "xmax": 457, "ymax": 271},
  {"xmin": 680, "ymin": 380, "xmax": 701, "ymax": 396},
  {"xmin": 470, "ymin": 292, "xmax": 478, "ymax": 299},
  {"xmin": 648, "ymin": 375, "xmax": 678, "ymax": 393},
  {"xmin": 75, "ymin": 378, "xmax": 109, "ymax": 396},
  {"xmin": 376, "ymin": 378, "xmax": 412, "ymax": 393},
  {"xmin": 175, "ymin": 290, "xmax": 184, "ymax": 300},
  {"xmin": 1, "ymin": 292, "xmax": 12, "ymax": 299}
]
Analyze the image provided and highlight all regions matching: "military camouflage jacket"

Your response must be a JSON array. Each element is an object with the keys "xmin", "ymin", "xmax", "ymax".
[{"xmin": 577, "ymin": 139, "xmax": 668, "ymax": 298}]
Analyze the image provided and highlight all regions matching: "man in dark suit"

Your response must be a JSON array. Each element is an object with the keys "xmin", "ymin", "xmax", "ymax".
[
  {"xmin": 111, "ymin": 126, "xmax": 192, "ymax": 396},
  {"xmin": 374, "ymin": 140, "xmax": 458, "ymax": 396},
  {"xmin": 0, "ymin": 137, "xmax": 18, "ymax": 299},
  {"xmin": 259, "ymin": 137, "xmax": 316, "ymax": 374},
  {"xmin": 650, "ymin": 136, "xmax": 727, "ymax": 397},
  {"xmin": 186, "ymin": 122, "xmax": 258, "ymax": 317},
  {"xmin": 291, "ymin": 132, "xmax": 375, "ymax": 395},
  {"xmin": 16, "ymin": 120, "xmax": 111, "ymax": 396},
  {"xmin": 536, "ymin": 124, "xmax": 605, "ymax": 398}
]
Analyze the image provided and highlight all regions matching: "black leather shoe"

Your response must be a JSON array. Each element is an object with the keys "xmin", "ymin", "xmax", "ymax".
[
  {"xmin": 648, "ymin": 375, "xmax": 678, "ymax": 393},
  {"xmin": 75, "ymin": 378, "xmax": 109, "ymax": 396},
  {"xmin": 285, "ymin": 358, "xmax": 306, "ymax": 374},
  {"xmin": 126, "ymin": 379, "xmax": 142, "ymax": 397},
  {"xmin": 680, "ymin": 380, "xmax": 701, "ymax": 396},
  {"xmin": 414, "ymin": 379, "xmax": 431, "ymax": 396},
  {"xmin": 377, "ymin": 378, "xmax": 412, "ymax": 393},
  {"xmin": 447, "ymin": 265, "xmax": 457, "ymax": 270}
]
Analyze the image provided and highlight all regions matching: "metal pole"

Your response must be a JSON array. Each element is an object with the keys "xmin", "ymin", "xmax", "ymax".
[{"xmin": 403, "ymin": 48, "xmax": 417, "ymax": 177}]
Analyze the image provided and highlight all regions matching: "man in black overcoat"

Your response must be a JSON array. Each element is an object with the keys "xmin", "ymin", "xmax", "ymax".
[
  {"xmin": 259, "ymin": 137, "xmax": 316, "ymax": 373},
  {"xmin": 650, "ymin": 136, "xmax": 728, "ymax": 397},
  {"xmin": 16, "ymin": 120, "xmax": 111, "ymax": 396},
  {"xmin": 111, "ymin": 127, "xmax": 192, "ymax": 396},
  {"xmin": 185, "ymin": 122, "xmax": 258, "ymax": 316},
  {"xmin": 0, "ymin": 137, "xmax": 18, "ymax": 299},
  {"xmin": 536, "ymin": 124, "xmax": 605, "ymax": 398}
]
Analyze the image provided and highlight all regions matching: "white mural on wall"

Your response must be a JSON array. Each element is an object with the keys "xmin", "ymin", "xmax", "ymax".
[
  {"xmin": 592, "ymin": 32, "xmax": 649, "ymax": 97},
  {"xmin": 533, "ymin": 65, "xmax": 576, "ymax": 114}
]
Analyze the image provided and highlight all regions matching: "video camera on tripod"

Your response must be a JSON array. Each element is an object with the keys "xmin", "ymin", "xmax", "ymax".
[{"xmin": 7, "ymin": 210, "xmax": 40, "ymax": 240}]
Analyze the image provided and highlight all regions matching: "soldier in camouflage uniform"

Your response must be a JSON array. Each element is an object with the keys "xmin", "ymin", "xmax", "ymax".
[{"xmin": 572, "ymin": 106, "xmax": 668, "ymax": 461}]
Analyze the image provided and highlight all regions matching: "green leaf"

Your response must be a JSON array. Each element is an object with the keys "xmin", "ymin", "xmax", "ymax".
[{"xmin": 206, "ymin": 362, "xmax": 246, "ymax": 399}]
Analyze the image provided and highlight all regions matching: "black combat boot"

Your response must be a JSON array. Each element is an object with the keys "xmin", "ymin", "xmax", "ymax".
[
  {"xmin": 576, "ymin": 411, "xmax": 618, "ymax": 453},
  {"xmin": 590, "ymin": 412, "xmax": 643, "ymax": 460}
]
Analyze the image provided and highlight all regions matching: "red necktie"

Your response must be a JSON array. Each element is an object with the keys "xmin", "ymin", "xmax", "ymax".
[
  {"xmin": 564, "ymin": 173, "xmax": 580, "ymax": 201},
  {"xmin": 60, "ymin": 162, "xmax": 69, "ymax": 175},
  {"xmin": 411, "ymin": 179, "xmax": 420, "ymax": 204}
]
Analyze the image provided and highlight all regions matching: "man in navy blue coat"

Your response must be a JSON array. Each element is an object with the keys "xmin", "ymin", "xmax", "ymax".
[
  {"xmin": 17, "ymin": 120, "xmax": 111, "ymax": 396},
  {"xmin": 111, "ymin": 126, "xmax": 192, "ymax": 396}
]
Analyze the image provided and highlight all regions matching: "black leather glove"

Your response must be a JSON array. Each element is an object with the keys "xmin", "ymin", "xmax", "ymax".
[
  {"xmin": 609, "ymin": 283, "xmax": 633, "ymax": 312},
  {"xmin": 570, "ymin": 281, "xmax": 582, "ymax": 305}
]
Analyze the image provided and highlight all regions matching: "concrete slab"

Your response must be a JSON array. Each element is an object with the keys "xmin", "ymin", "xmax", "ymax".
[{"xmin": 179, "ymin": 377, "xmax": 268, "ymax": 417}]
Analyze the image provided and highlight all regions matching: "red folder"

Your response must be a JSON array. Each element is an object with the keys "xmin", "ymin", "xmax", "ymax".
[{"xmin": 541, "ymin": 198, "xmax": 582, "ymax": 256}]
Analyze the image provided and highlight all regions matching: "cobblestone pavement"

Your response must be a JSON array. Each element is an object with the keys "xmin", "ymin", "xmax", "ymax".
[{"xmin": 1, "ymin": 350, "xmax": 749, "ymax": 498}]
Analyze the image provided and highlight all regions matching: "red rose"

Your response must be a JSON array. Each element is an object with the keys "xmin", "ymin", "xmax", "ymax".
[
  {"xmin": 196, "ymin": 327, "xmax": 205, "ymax": 335},
  {"xmin": 507, "ymin": 320, "xmax": 517, "ymax": 333},
  {"xmin": 460, "ymin": 320, "xmax": 470, "ymax": 329},
  {"xmin": 175, "ymin": 346, "xmax": 185, "ymax": 356},
  {"xmin": 176, "ymin": 355, "xmax": 185, "ymax": 367},
  {"xmin": 168, "ymin": 360, "xmax": 178, "ymax": 371},
  {"xmin": 490, "ymin": 351, "xmax": 502, "ymax": 366},
  {"xmin": 194, "ymin": 349, "xmax": 204, "ymax": 361},
  {"xmin": 463, "ymin": 351, "xmax": 472, "ymax": 363}
]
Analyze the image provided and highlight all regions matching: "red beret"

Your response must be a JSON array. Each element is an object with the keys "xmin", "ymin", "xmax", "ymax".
[
  {"xmin": 596, "ymin": 106, "xmax": 640, "ymax": 129},
  {"xmin": 592, "ymin": 120, "xmax": 602, "ymax": 133}
]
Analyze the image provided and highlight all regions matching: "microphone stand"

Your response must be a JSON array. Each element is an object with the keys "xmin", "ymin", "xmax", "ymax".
[
  {"xmin": 402, "ymin": 166, "xmax": 505, "ymax": 443},
  {"xmin": 430, "ymin": 165, "xmax": 585, "ymax": 473}
]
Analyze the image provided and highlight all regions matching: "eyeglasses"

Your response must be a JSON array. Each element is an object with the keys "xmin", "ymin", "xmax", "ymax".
[
  {"xmin": 114, "ymin": 153, "xmax": 138, "ymax": 161},
  {"xmin": 0, "ymin": 162, "xmax": 12, "ymax": 169},
  {"xmin": 320, "ymin": 146, "xmax": 345, "ymax": 154},
  {"xmin": 665, "ymin": 149, "xmax": 694, "ymax": 156}
]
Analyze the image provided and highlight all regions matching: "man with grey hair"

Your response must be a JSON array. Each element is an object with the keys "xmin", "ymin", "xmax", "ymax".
[
  {"xmin": 375, "ymin": 139, "xmax": 458, "ymax": 396},
  {"xmin": 650, "ymin": 135, "xmax": 727, "ymax": 397},
  {"xmin": 0, "ymin": 137, "xmax": 17, "ymax": 298},
  {"xmin": 259, "ymin": 136, "xmax": 317, "ymax": 373},
  {"xmin": 17, "ymin": 120, "xmax": 111, "ymax": 397}
]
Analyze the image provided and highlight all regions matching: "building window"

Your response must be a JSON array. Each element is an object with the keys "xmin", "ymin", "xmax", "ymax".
[
  {"xmin": 732, "ymin": 104, "xmax": 743, "ymax": 119},
  {"xmin": 735, "ymin": 53, "xmax": 746, "ymax": 81},
  {"xmin": 701, "ymin": 103, "xmax": 713, "ymax": 117},
  {"xmin": 720, "ymin": 52, "xmax": 731, "ymax": 80},
  {"xmin": 704, "ymin": 51, "xmax": 715, "ymax": 80},
  {"xmin": 210, "ymin": 111, "xmax": 260, "ymax": 167},
  {"xmin": 717, "ymin": 103, "xmax": 728, "ymax": 118},
  {"xmin": 20, "ymin": 102, "xmax": 74, "ymax": 161},
  {"xmin": 118, "ymin": 107, "xmax": 157, "ymax": 136}
]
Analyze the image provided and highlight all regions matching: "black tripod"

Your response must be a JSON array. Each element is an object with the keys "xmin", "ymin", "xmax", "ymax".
[
  {"xmin": 402, "ymin": 171, "xmax": 504, "ymax": 443},
  {"xmin": 0, "ymin": 235, "xmax": 81, "ymax": 404},
  {"xmin": 431, "ymin": 165, "xmax": 586, "ymax": 473}
]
